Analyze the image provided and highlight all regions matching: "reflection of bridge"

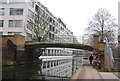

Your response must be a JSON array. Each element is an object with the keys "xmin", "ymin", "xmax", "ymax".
[{"xmin": 25, "ymin": 42, "xmax": 94, "ymax": 51}]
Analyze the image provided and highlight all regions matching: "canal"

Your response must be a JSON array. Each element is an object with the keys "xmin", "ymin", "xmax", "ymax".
[
  {"xmin": 2, "ymin": 56, "xmax": 84, "ymax": 80},
  {"xmin": 2, "ymin": 62, "xmax": 72, "ymax": 80},
  {"xmin": 3, "ymin": 63, "xmax": 39, "ymax": 80}
]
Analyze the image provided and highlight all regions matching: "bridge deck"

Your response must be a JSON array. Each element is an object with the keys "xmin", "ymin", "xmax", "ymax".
[{"xmin": 25, "ymin": 42, "xmax": 94, "ymax": 51}]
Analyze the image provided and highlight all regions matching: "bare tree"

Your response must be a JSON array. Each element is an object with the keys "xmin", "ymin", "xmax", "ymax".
[
  {"xmin": 85, "ymin": 8, "xmax": 118, "ymax": 42},
  {"xmin": 27, "ymin": 14, "xmax": 50, "ymax": 42},
  {"xmin": 82, "ymin": 33, "xmax": 93, "ymax": 45}
]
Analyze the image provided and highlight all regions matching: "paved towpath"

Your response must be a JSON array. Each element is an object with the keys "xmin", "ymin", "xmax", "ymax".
[
  {"xmin": 71, "ymin": 65, "xmax": 101, "ymax": 80},
  {"xmin": 71, "ymin": 65, "xmax": 119, "ymax": 81},
  {"xmin": 78, "ymin": 66, "xmax": 101, "ymax": 79}
]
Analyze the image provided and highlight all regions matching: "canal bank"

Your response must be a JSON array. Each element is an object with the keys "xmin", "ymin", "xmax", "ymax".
[{"xmin": 1, "ymin": 35, "xmax": 42, "ymax": 66}]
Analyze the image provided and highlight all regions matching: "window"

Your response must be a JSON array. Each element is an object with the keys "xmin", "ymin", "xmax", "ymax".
[
  {"xmin": 118, "ymin": 35, "xmax": 120, "ymax": 43},
  {"xmin": 43, "ymin": 62, "xmax": 46, "ymax": 68},
  {"xmin": 0, "ymin": 32, "xmax": 3, "ymax": 35},
  {"xmin": 26, "ymin": 33, "xmax": 32, "ymax": 41},
  {"xmin": 9, "ymin": 0, "xmax": 25, "ymax": 4},
  {"xmin": 8, "ymin": 32, "xmax": 22, "ymax": 35},
  {"xmin": 9, "ymin": 20, "xmax": 22, "ymax": 27},
  {"xmin": 49, "ymin": 33, "xmax": 52, "ymax": 38},
  {"xmin": 47, "ymin": 61, "xmax": 50, "ymax": 68},
  {"xmin": 0, "ymin": 8, "xmax": 4, "ymax": 15},
  {"xmin": 28, "ymin": 0, "xmax": 34, "ymax": 8},
  {"xmin": 0, "ymin": 0, "xmax": 7, "ymax": 4},
  {"xmin": 49, "ymin": 25, "xmax": 52, "ymax": 30},
  {"xmin": 49, "ymin": 17, "xmax": 52, "ymax": 22},
  {"xmin": 10, "ymin": 8, "xmax": 23, "ymax": 15},
  {"xmin": 0, "ymin": 20, "xmax": 4, "ymax": 27},
  {"xmin": 27, "ymin": 21, "xmax": 32, "ymax": 30},
  {"xmin": 28, "ymin": 9, "xmax": 34, "ymax": 19},
  {"xmin": 52, "ymin": 34, "xmax": 54, "ymax": 39}
]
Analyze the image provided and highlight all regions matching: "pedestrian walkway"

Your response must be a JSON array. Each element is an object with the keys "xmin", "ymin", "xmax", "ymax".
[
  {"xmin": 71, "ymin": 65, "xmax": 101, "ymax": 79},
  {"xmin": 113, "ymin": 72, "xmax": 120, "ymax": 78},
  {"xmin": 71, "ymin": 65, "xmax": 120, "ymax": 81},
  {"xmin": 100, "ymin": 72, "xmax": 119, "ymax": 79}
]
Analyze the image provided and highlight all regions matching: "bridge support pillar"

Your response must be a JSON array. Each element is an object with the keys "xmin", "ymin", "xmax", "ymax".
[{"xmin": 92, "ymin": 35, "xmax": 106, "ymax": 70}]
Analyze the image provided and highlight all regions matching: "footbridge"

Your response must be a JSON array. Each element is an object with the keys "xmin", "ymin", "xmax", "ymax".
[
  {"xmin": 25, "ymin": 42, "xmax": 94, "ymax": 51},
  {"xmin": 2, "ymin": 34, "xmax": 115, "ymax": 72}
]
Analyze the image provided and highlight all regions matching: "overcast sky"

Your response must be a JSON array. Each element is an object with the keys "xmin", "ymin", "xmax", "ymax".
[{"xmin": 38, "ymin": 0, "xmax": 119, "ymax": 38}]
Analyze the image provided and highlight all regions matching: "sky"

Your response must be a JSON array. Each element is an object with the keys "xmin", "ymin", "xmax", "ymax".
[{"xmin": 38, "ymin": 0, "xmax": 119, "ymax": 38}]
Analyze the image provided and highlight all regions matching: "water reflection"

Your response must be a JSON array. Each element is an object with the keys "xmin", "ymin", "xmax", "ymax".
[
  {"xmin": 2, "ymin": 63, "xmax": 39, "ymax": 79},
  {"xmin": 2, "ymin": 56, "xmax": 83, "ymax": 80},
  {"xmin": 2, "ymin": 62, "xmax": 71, "ymax": 80}
]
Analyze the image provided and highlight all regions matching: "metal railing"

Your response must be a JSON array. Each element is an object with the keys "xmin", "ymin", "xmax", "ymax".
[{"xmin": 104, "ymin": 36, "xmax": 114, "ymax": 69}]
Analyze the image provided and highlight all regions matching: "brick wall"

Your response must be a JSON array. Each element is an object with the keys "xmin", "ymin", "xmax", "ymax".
[{"xmin": 1, "ymin": 34, "xmax": 25, "ymax": 48}]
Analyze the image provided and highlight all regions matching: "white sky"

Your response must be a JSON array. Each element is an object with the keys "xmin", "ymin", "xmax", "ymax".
[{"xmin": 38, "ymin": 0, "xmax": 119, "ymax": 38}]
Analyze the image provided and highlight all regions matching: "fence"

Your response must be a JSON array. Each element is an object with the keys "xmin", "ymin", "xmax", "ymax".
[{"xmin": 104, "ymin": 36, "xmax": 114, "ymax": 70}]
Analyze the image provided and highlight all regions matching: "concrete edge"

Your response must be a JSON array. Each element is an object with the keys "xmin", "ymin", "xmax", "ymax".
[
  {"xmin": 70, "ymin": 66, "xmax": 83, "ymax": 79},
  {"xmin": 99, "ymin": 72, "xmax": 119, "ymax": 79},
  {"xmin": 96, "ymin": 69, "xmax": 103, "ymax": 79}
]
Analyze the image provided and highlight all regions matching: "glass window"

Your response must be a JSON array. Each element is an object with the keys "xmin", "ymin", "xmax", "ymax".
[
  {"xmin": 0, "ymin": 8, "xmax": 4, "ymax": 16},
  {"xmin": 8, "ymin": 32, "xmax": 22, "ymax": 35},
  {"xmin": 28, "ymin": 9, "xmax": 34, "ymax": 19},
  {"xmin": 43, "ymin": 62, "xmax": 46, "ymax": 68},
  {"xmin": 26, "ymin": 33, "xmax": 32, "ymax": 41},
  {"xmin": 9, "ymin": 0, "xmax": 26, "ymax": 4},
  {"xmin": 47, "ymin": 61, "xmax": 50, "ymax": 68},
  {"xmin": 0, "ymin": 0, "xmax": 7, "ymax": 4},
  {"xmin": 10, "ymin": 8, "xmax": 23, "ymax": 15},
  {"xmin": 28, "ymin": 0, "xmax": 34, "ymax": 8},
  {"xmin": 0, "ymin": 20, "xmax": 4, "ymax": 27},
  {"xmin": 9, "ymin": 20, "xmax": 22, "ymax": 27},
  {"xmin": 0, "ymin": 32, "xmax": 3, "ymax": 35},
  {"xmin": 27, "ymin": 21, "xmax": 32, "ymax": 30},
  {"xmin": 118, "ymin": 35, "xmax": 120, "ymax": 43},
  {"xmin": 49, "ymin": 33, "xmax": 52, "ymax": 38}
]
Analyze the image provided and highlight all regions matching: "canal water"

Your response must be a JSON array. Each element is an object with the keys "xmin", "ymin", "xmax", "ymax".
[
  {"xmin": 2, "ymin": 63, "xmax": 39, "ymax": 80},
  {"xmin": 2, "ymin": 58, "xmax": 84, "ymax": 80},
  {"xmin": 2, "ymin": 63, "xmax": 71, "ymax": 80}
]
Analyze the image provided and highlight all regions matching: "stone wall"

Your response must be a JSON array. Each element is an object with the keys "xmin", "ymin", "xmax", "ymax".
[
  {"xmin": 1, "ymin": 35, "xmax": 25, "ymax": 65},
  {"xmin": 92, "ymin": 35, "xmax": 105, "ymax": 52},
  {"xmin": 1, "ymin": 34, "xmax": 39, "ymax": 65},
  {"xmin": 1, "ymin": 34, "xmax": 25, "ymax": 48}
]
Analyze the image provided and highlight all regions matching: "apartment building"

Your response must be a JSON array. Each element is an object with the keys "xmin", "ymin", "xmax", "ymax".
[
  {"xmin": 118, "ymin": 1, "xmax": 120, "ymax": 43},
  {"xmin": 0, "ymin": 0, "xmax": 80, "ymax": 78}
]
